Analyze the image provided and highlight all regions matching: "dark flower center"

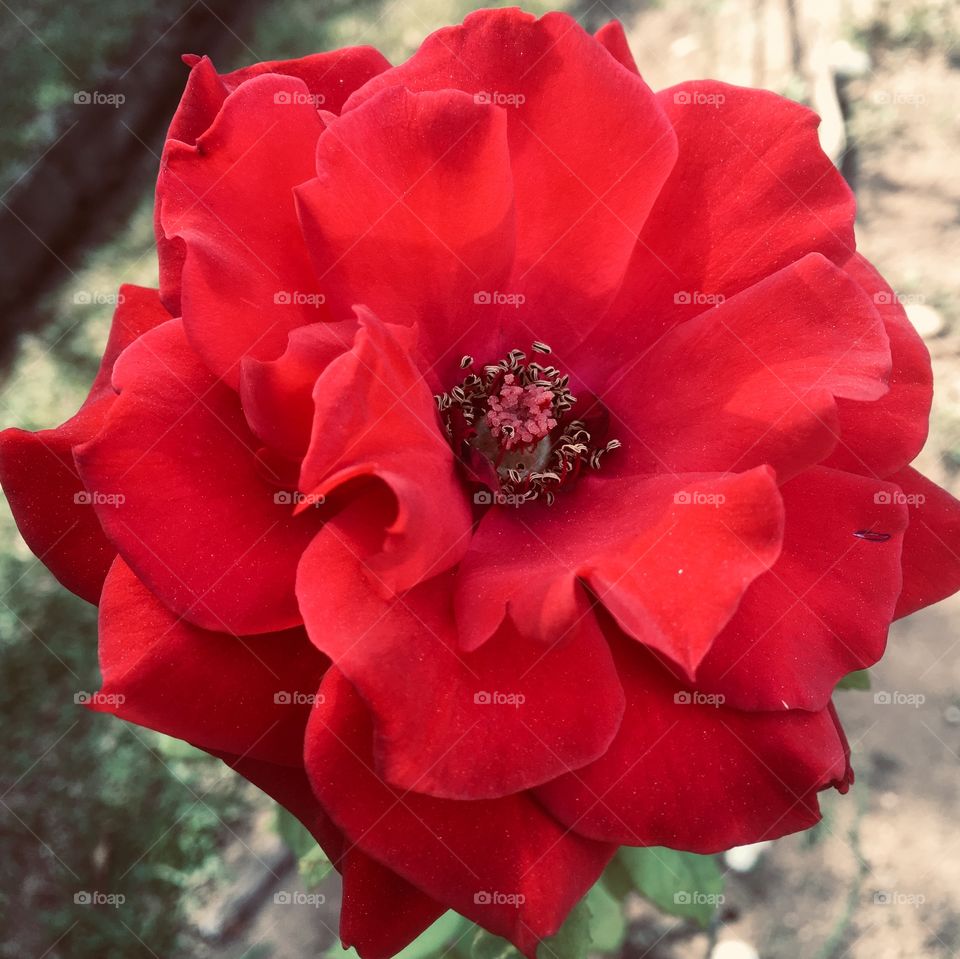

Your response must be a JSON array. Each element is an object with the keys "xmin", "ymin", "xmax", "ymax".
[{"xmin": 435, "ymin": 341, "xmax": 620, "ymax": 506}]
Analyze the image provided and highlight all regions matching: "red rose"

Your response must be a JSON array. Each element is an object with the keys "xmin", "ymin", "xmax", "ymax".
[{"xmin": 3, "ymin": 8, "xmax": 960, "ymax": 957}]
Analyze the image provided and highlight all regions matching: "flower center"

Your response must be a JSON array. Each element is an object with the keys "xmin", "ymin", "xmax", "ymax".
[{"xmin": 435, "ymin": 342, "xmax": 620, "ymax": 506}]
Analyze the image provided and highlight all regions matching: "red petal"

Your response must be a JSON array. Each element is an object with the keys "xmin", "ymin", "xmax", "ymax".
[
  {"xmin": 240, "ymin": 320, "xmax": 356, "ymax": 461},
  {"xmin": 297, "ymin": 513, "xmax": 623, "ymax": 799},
  {"xmin": 606, "ymin": 254, "xmax": 889, "ymax": 481},
  {"xmin": 213, "ymin": 751, "xmax": 446, "ymax": 959},
  {"xmin": 594, "ymin": 21, "xmax": 639, "ymax": 73},
  {"xmin": 0, "ymin": 286, "xmax": 170, "ymax": 603},
  {"xmin": 586, "ymin": 81, "xmax": 856, "ymax": 362},
  {"xmin": 892, "ymin": 467, "xmax": 960, "ymax": 618},
  {"xmin": 75, "ymin": 319, "xmax": 323, "ymax": 634},
  {"xmin": 299, "ymin": 309, "xmax": 472, "ymax": 592},
  {"xmin": 536, "ymin": 636, "xmax": 849, "ymax": 851},
  {"xmin": 305, "ymin": 668, "xmax": 615, "ymax": 956},
  {"xmin": 825, "ymin": 254, "xmax": 933, "ymax": 477},
  {"xmin": 343, "ymin": 8, "xmax": 677, "ymax": 352},
  {"xmin": 296, "ymin": 85, "xmax": 516, "ymax": 385},
  {"xmin": 340, "ymin": 849, "xmax": 446, "ymax": 959},
  {"xmin": 456, "ymin": 469, "xmax": 784, "ymax": 677},
  {"xmin": 158, "ymin": 74, "xmax": 326, "ymax": 387},
  {"xmin": 693, "ymin": 467, "xmax": 908, "ymax": 711},
  {"xmin": 214, "ymin": 751, "xmax": 344, "ymax": 862},
  {"xmin": 93, "ymin": 557, "xmax": 327, "ymax": 765},
  {"xmin": 157, "ymin": 48, "xmax": 391, "ymax": 317}
]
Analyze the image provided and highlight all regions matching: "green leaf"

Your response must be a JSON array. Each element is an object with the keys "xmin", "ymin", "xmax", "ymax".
[
  {"xmin": 836, "ymin": 669, "xmax": 871, "ymax": 690},
  {"xmin": 585, "ymin": 883, "xmax": 626, "ymax": 953},
  {"xmin": 330, "ymin": 912, "xmax": 472, "ymax": 959},
  {"xmin": 538, "ymin": 895, "xmax": 592, "ymax": 959},
  {"xmin": 274, "ymin": 806, "xmax": 315, "ymax": 860},
  {"xmin": 298, "ymin": 844, "xmax": 333, "ymax": 889},
  {"xmin": 470, "ymin": 928, "xmax": 521, "ymax": 959},
  {"xmin": 619, "ymin": 847, "xmax": 724, "ymax": 928},
  {"xmin": 600, "ymin": 856, "xmax": 634, "ymax": 900}
]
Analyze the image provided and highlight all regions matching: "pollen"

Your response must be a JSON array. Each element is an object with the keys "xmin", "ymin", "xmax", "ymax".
[
  {"xmin": 434, "ymin": 341, "xmax": 620, "ymax": 506},
  {"xmin": 486, "ymin": 375, "xmax": 557, "ymax": 449}
]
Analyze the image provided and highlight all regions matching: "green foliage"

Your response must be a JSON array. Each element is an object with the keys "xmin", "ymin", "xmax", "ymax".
[
  {"xmin": 326, "ymin": 911, "xmax": 472, "ymax": 959},
  {"xmin": 0, "ymin": 515, "xmax": 251, "ymax": 959},
  {"xmin": 618, "ymin": 847, "xmax": 725, "ymax": 928},
  {"xmin": 836, "ymin": 669, "xmax": 871, "ymax": 690}
]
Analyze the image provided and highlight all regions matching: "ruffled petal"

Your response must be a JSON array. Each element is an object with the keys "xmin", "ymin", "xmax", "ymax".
[
  {"xmin": 75, "ymin": 319, "xmax": 323, "ymax": 634},
  {"xmin": 0, "ymin": 286, "xmax": 170, "ymax": 603},
  {"xmin": 91, "ymin": 557, "xmax": 326, "ymax": 764},
  {"xmin": 594, "ymin": 21, "xmax": 639, "ymax": 73},
  {"xmin": 605, "ymin": 253, "xmax": 889, "ymax": 481},
  {"xmin": 296, "ymin": 85, "xmax": 516, "ymax": 386},
  {"xmin": 535, "ymin": 636, "xmax": 849, "ymax": 852},
  {"xmin": 343, "ymin": 8, "xmax": 677, "ymax": 352},
  {"xmin": 825, "ymin": 254, "xmax": 933, "ymax": 477},
  {"xmin": 240, "ymin": 320, "xmax": 356, "ymax": 461},
  {"xmin": 586, "ymin": 80, "xmax": 856, "ymax": 363},
  {"xmin": 305, "ymin": 668, "xmax": 615, "ymax": 957},
  {"xmin": 157, "ymin": 48, "xmax": 391, "ymax": 316},
  {"xmin": 456, "ymin": 469, "xmax": 784, "ymax": 677},
  {"xmin": 693, "ymin": 467, "xmax": 908, "ymax": 711},
  {"xmin": 158, "ymin": 74, "xmax": 327, "ymax": 387},
  {"xmin": 892, "ymin": 467, "xmax": 960, "ymax": 618},
  {"xmin": 299, "ymin": 308, "xmax": 472, "ymax": 592},
  {"xmin": 297, "ymin": 510, "xmax": 624, "ymax": 799},
  {"xmin": 339, "ymin": 849, "xmax": 447, "ymax": 959}
]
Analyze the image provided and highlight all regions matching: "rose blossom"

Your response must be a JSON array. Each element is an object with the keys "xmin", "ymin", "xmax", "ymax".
[{"xmin": 3, "ymin": 9, "xmax": 960, "ymax": 957}]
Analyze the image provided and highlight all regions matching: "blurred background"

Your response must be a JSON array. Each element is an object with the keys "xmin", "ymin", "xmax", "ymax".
[{"xmin": 1, "ymin": 1, "xmax": 959, "ymax": 957}]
